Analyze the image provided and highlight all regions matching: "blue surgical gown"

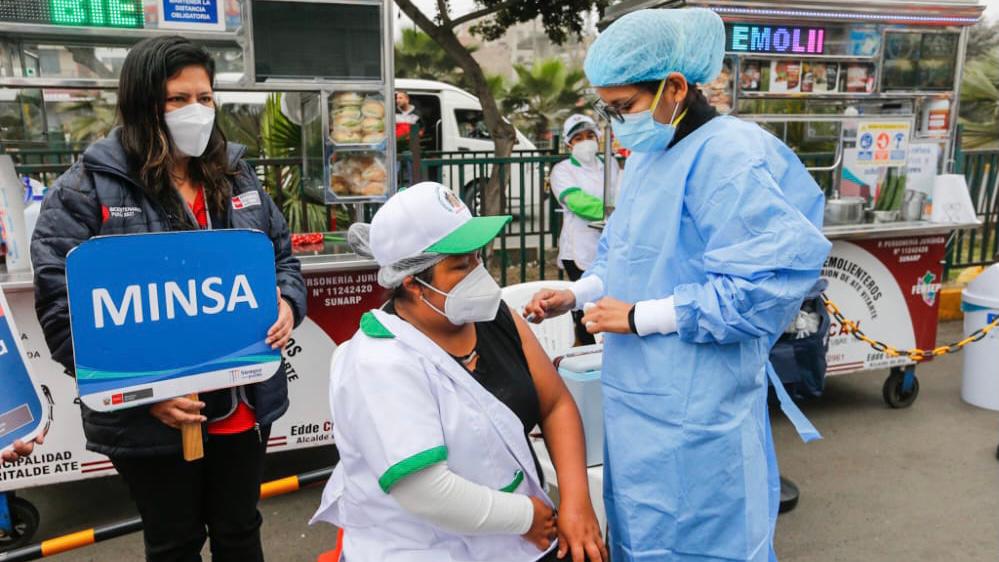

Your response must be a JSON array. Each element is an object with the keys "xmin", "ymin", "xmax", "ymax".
[{"xmin": 588, "ymin": 116, "xmax": 831, "ymax": 561}]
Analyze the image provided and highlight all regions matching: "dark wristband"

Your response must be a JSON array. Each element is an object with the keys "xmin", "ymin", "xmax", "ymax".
[{"xmin": 627, "ymin": 305, "xmax": 638, "ymax": 334}]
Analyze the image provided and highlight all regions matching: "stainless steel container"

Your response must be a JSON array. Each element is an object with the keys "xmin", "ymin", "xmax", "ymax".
[
  {"xmin": 873, "ymin": 210, "xmax": 901, "ymax": 223},
  {"xmin": 901, "ymin": 190, "xmax": 928, "ymax": 222},
  {"xmin": 824, "ymin": 197, "xmax": 866, "ymax": 226}
]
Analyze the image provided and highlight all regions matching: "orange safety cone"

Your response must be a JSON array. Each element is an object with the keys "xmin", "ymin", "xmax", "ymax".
[{"xmin": 316, "ymin": 529, "xmax": 345, "ymax": 562}]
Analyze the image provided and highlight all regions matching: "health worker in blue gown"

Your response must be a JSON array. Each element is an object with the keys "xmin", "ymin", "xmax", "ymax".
[{"xmin": 524, "ymin": 8, "xmax": 832, "ymax": 562}]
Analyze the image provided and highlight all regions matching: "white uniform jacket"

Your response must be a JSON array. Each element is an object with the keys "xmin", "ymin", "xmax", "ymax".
[{"xmin": 311, "ymin": 309, "xmax": 556, "ymax": 561}]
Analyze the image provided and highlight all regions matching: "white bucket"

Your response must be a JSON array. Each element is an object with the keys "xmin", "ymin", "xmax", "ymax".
[
  {"xmin": 960, "ymin": 264, "xmax": 999, "ymax": 410},
  {"xmin": 558, "ymin": 344, "xmax": 604, "ymax": 467}
]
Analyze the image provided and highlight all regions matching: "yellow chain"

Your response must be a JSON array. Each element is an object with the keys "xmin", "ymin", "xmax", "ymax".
[{"xmin": 821, "ymin": 294, "xmax": 999, "ymax": 363}]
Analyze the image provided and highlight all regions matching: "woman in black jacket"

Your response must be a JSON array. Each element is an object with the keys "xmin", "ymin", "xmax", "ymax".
[{"xmin": 30, "ymin": 36, "xmax": 306, "ymax": 562}]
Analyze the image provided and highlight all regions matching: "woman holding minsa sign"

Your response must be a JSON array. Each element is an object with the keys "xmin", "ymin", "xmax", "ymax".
[{"xmin": 30, "ymin": 36, "xmax": 305, "ymax": 562}]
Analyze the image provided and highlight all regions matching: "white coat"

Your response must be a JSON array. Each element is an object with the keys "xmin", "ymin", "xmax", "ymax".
[
  {"xmin": 550, "ymin": 156, "xmax": 621, "ymax": 271},
  {"xmin": 311, "ymin": 309, "xmax": 556, "ymax": 561}
]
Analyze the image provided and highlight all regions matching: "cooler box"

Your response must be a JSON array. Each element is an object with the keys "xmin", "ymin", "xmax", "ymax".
[
  {"xmin": 557, "ymin": 344, "xmax": 604, "ymax": 467},
  {"xmin": 960, "ymin": 264, "xmax": 999, "ymax": 411}
]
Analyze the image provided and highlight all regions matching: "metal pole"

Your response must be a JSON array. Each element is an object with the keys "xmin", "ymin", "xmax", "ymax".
[
  {"xmin": 0, "ymin": 468, "xmax": 335, "ymax": 562},
  {"xmin": 602, "ymin": 122, "xmax": 614, "ymax": 220}
]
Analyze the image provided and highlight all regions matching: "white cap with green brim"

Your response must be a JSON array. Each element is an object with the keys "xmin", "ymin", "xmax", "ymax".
[{"xmin": 369, "ymin": 182, "xmax": 512, "ymax": 267}]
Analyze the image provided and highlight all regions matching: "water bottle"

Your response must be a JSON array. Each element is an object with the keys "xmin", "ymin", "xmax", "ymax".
[
  {"xmin": 0, "ymin": 155, "xmax": 30, "ymax": 272},
  {"xmin": 23, "ymin": 177, "xmax": 45, "ymax": 243}
]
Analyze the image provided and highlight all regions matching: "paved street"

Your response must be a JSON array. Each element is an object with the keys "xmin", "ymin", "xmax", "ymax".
[{"xmin": 11, "ymin": 321, "xmax": 998, "ymax": 561}]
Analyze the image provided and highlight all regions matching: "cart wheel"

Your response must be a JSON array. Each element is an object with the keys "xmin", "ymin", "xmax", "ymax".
[
  {"xmin": 779, "ymin": 476, "xmax": 800, "ymax": 514},
  {"xmin": 0, "ymin": 497, "xmax": 40, "ymax": 550},
  {"xmin": 883, "ymin": 367, "xmax": 919, "ymax": 409}
]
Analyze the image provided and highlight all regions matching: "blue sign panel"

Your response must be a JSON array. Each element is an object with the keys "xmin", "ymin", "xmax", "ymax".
[
  {"xmin": 0, "ymin": 292, "xmax": 45, "ymax": 453},
  {"xmin": 159, "ymin": 0, "xmax": 224, "ymax": 30},
  {"xmin": 66, "ymin": 230, "xmax": 280, "ymax": 412},
  {"xmin": 728, "ymin": 24, "xmax": 826, "ymax": 55}
]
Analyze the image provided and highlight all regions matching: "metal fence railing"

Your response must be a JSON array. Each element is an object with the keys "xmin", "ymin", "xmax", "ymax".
[
  {"xmin": 416, "ymin": 154, "xmax": 570, "ymax": 286},
  {"xmin": 7, "ymin": 141, "xmax": 996, "ymax": 285},
  {"xmin": 949, "ymin": 149, "xmax": 999, "ymax": 274}
]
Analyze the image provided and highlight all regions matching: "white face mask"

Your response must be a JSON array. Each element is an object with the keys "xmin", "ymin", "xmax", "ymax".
[
  {"xmin": 416, "ymin": 263, "xmax": 502, "ymax": 325},
  {"xmin": 571, "ymin": 139, "xmax": 599, "ymax": 164},
  {"xmin": 164, "ymin": 103, "xmax": 215, "ymax": 157}
]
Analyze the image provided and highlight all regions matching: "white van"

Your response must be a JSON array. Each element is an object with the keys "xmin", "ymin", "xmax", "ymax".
[
  {"xmin": 395, "ymin": 78, "xmax": 536, "ymax": 154},
  {"xmin": 395, "ymin": 79, "xmax": 541, "ymax": 217}
]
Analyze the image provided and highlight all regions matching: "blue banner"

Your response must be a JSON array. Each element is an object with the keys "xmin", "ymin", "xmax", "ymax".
[
  {"xmin": 66, "ymin": 230, "xmax": 281, "ymax": 412},
  {"xmin": 0, "ymin": 292, "xmax": 45, "ymax": 452}
]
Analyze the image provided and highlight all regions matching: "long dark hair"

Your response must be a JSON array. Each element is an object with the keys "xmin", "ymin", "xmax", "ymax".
[{"xmin": 117, "ymin": 35, "xmax": 234, "ymax": 226}]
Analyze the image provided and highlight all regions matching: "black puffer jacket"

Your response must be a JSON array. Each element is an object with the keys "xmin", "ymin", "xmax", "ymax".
[{"xmin": 31, "ymin": 129, "xmax": 307, "ymax": 458}]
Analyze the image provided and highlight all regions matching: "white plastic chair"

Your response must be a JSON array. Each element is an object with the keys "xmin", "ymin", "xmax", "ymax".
[{"xmin": 501, "ymin": 280, "xmax": 576, "ymax": 359}]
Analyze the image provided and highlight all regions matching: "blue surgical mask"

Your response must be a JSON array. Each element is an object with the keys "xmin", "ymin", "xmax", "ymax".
[{"xmin": 611, "ymin": 80, "xmax": 685, "ymax": 153}]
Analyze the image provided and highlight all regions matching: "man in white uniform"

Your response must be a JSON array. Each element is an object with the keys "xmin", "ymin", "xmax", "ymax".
[{"xmin": 549, "ymin": 115, "xmax": 620, "ymax": 344}]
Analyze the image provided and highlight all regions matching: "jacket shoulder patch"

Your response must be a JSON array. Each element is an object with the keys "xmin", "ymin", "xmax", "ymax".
[{"xmin": 360, "ymin": 312, "xmax": 394, "ymax": 339}]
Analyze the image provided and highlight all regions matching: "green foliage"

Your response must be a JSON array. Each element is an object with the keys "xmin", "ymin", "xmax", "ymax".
[
  {"xmin": 469, "ymin": 0, "xmax": 611, "ymax": 45},
  {"xmin": 959, "ymin": 49, "xmax": 999, "ymax": 150},
  {"xmin": 218, "ymin": 94, "xmax": 328, "ymax": 233},
  {"xmin": 965, "ymin": 21, "xmax": 999, "ymax": 61},
  {"xmin": 60, "ymin": 93, "xmax": 116, "ymax": 143},
  {"xmin": 502, "ymin": 57, "xmax": 586, "ymax": 140},
  {"xmin": 395, "ymin": 28, "xmax": 474, "ymax": 89}
]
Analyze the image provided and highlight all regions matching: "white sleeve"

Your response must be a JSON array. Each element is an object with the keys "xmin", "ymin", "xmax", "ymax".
[
  {"xmin": 633, "ymin": 296, "xmax": 678, "ymax": 336},
  {"xmin": 391, "ymin": 462, "xmax": 534, "ymax": 535},
  {"xmin": 569, "ymin": 275, "xmax": 605, "ymax": 311}
]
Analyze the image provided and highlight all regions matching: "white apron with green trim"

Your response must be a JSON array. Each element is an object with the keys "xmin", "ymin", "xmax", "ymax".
[
  {"xmin": 310, "ymin": 309, "xmax": 556, "ymax": 561},
  {"xmin": 550, "ymin": 156, "xmax": 621, "ymax": 271}
]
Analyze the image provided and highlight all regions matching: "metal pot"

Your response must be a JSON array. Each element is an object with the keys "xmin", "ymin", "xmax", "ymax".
[
  {"xmin": 824, "ymin": 197, "xmax": 866, "ymax": 226},
  {"xmin": 901, "ymin": 190, "xmax": 927, "ymax": 222},
  {"xmin": 873, "ymin": 210, "xmax": 901, "ymax": 223}
]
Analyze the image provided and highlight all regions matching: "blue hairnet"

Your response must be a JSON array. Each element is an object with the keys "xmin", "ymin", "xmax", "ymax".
[{"xmin": 584, "ymin": 8, "xmax": 725, "ymax": 87}]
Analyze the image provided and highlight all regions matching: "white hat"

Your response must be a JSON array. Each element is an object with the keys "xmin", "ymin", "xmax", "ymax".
[
  {"xmin": 369, "ymin": 182, "xmax": 512, "ymax": 266},
  {"xmin": 562, "ymin": 114, "xmax": 599, "ymax": 145}
]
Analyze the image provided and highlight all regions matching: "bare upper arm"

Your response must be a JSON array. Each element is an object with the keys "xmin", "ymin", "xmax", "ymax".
[{"xmin": 511, "ymin": 310, "xmax": 571, "ymax": 420}]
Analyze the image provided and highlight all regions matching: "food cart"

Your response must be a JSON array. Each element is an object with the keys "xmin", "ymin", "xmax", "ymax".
[
  {"xmin": 600, "ymin": 0, "xmax": 985, "ymax": 407},
  {"xmin": 0, "ymin": 0, "xmax": 393, "ymax": 547}
]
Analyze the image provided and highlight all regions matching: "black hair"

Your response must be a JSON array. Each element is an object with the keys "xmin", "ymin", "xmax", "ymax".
[
  {"xmin": 636, "ymin": 79, "xmax": 709, "ymax": 107},
  {"xmin": 117, "ymin": 35, "xmax": 235, "ymax": 227},
  {"xmin": 391, "ymin": 267, "xmax": 435, "ymax": 302}
]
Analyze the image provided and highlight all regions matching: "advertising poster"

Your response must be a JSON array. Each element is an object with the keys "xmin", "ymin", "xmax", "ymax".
[
  {"xmin": 0, "ymin": 291, "xmax": 45, "ymax": 455},
  {"xmin": 845, "ymin": 63, "xmax": 876, "ymax": 93},
  {"xmin": 66, "ymin": 230, "xmax": 281, "ymax": 412},
  {"xmin": 802, "ymin": 62, "xmax": 839, "ymax": 93},
  {"xmin": 823, "ymin": 236, "xmax": 947, "ymax": 375},
  {"xmin": 769, "ymin": 60, "xmax": 802, "ymax": 93},
  {"xmin": 268, "ymin": 268, "xmax": 390, "ymax": 451},
  {"xmin": 857, "ymin": 120, "xmax": 911, "ymax": 166},
  {"xmin": 740, "ymin": 61, "xmax": 761, "ymax": 91},
  {"xmin": 905, "ymin": 142, "xmax": 942, "ymax": 197}
]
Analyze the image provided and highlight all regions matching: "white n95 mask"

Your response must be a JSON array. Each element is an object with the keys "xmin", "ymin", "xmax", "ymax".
[
  {"xmin": 571, "ymin": 139, "xmax": 599, "ymax": 164},
  {"xmin": 416, "ymin": 263, "xmax": 502, "ymax": 325},
  {"xmin": 164, "ymin": 103, "xmax": 216, "ymax": 157}
]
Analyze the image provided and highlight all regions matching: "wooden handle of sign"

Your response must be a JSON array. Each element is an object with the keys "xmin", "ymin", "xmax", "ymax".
[{"xmin": 181, "ymin": 393, "xmax": 204, "ymax": 462}]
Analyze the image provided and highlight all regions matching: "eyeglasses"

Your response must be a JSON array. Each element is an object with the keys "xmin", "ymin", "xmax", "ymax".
[{"xmin": 591, "ymin": 91, "xmax": 642, "ymax": 124}]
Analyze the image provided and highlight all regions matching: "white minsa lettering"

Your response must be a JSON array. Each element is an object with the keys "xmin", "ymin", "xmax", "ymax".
[{"xmin": 92, "ymin": 275, "xmax": 259, "ymax": 328}]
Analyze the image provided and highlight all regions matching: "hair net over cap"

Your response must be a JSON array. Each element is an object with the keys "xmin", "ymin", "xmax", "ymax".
[
  {"xmin": 347, "ymin": 222, "xmax": 445, "ymax": 289},
  {"xmin": 584, "ymin": 8, "xmax": 724, "ymax": 87}
]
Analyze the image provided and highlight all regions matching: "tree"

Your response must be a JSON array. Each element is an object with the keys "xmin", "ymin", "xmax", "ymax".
[
  {"xmin": 965, "ymin": 21, "xmax": 999, "ymax": 61},
  {"xmin": 959, "ymin": 49, "xmax": 999, "ymax": 149},
  {"xmin": 502, "ymin": 57, "xmax": 586, "ymax": 141},
  {"xmin": 393, "ymin": 0, "xmax": 609, "ymax": 216},
  {"xmin": 395, "ymin": 28, "xmax": 471, "ymax": 89}
]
